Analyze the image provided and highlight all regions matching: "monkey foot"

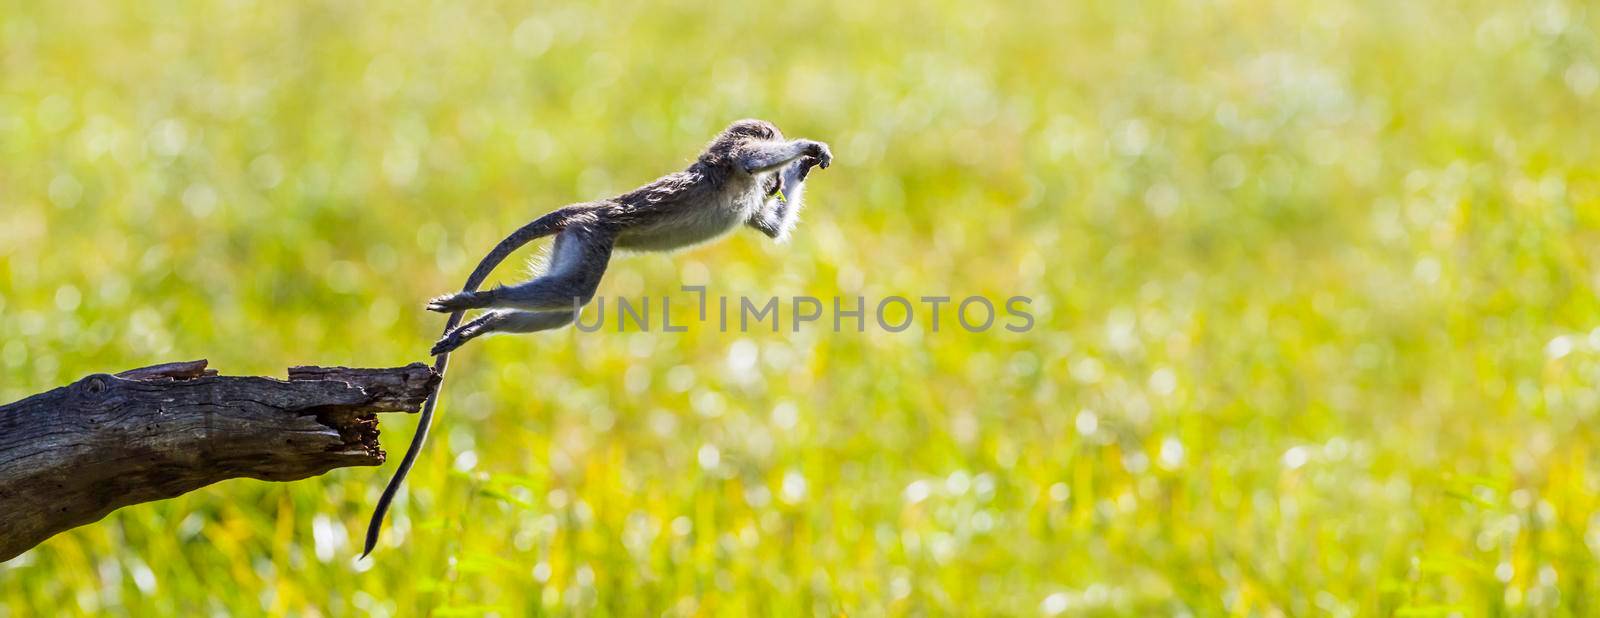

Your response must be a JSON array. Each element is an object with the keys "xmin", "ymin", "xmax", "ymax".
[
  {"xmin": 429, "ymin": 336, "xmax": 463, "ymax": 356},
  {"xmin": 426, "ymin": 291, "xmax": 483, "ymax": 313}
]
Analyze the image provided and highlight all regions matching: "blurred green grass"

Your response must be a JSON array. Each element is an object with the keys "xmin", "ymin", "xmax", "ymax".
[{"xmin": 2, "ymin": 0, "xmax": 1599, "ymax": 615}]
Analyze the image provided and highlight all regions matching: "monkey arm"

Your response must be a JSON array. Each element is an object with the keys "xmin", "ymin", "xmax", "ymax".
[
  {"xmin": 749, "ymin": 157, "xmax": 818, "ymax": 241},
  {"xmin": 738, "ymin": 139, "xmax": 831, "ymax": 174}
]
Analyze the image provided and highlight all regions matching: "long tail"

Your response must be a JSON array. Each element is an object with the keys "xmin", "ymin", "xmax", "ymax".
[{"xmin": 362, "ymin": 207, "xmax": 575, "ymax": 558}]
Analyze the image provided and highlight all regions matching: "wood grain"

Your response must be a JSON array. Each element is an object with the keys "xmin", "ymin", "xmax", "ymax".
[{"xmin": 0, "ymin": 360, "xmax": 438, "ymax": 561}]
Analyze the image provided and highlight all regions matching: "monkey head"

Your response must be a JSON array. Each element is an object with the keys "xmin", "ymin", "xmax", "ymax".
[{"xmin": 700, "ymin": 119, "xmax": 783, "ymax": 167}]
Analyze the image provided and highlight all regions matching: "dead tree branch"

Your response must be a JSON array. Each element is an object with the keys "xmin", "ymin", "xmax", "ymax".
[{"xmin": 0, "ymin": 360, "xmax": 438, "ymax": 561}]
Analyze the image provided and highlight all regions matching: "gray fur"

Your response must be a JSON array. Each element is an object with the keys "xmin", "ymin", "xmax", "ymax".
[
  {"xmin": 426, "ymin": 119, "xmax": 830, "ymax": 353},
  {"xmin": 749, "ymin": 156, "xmax": 816, "ymax": 242}
]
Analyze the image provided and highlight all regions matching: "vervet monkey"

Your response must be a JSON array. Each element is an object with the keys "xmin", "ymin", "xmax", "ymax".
[{"xmin": 362, "ymin": 119, "xmax": 831, "ymax": 556}]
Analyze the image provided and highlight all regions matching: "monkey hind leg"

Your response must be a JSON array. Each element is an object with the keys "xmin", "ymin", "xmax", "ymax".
[
  {"xmin": 430, "ymin": 310, "xmax": 576, "ymax": 355},
  {"xmin": 489, "ymin": 224, "xmax": 615, "ymax": 312}
]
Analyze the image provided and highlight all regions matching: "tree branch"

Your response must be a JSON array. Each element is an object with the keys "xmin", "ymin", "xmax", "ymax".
[{"xmin": 0, "ymin": 360, "xmax": 439, "ymax": 561}]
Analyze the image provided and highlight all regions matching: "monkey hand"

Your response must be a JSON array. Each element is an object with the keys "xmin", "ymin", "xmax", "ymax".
[
  {"xmin": 794, "ymin": 156, "xmax": 824, "ymax": 180},
  {"xmin": 803, "ymin": 140, "xmax": 832, "ymax": 170},
  {"xmin": 426, "ymin": 290, "xmax": 489, "ymax": 313}
]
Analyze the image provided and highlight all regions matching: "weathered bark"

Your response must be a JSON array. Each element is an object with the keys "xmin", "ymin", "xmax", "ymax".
[{"xmin": 0, "ymin": 360, "xmax": 439, "ymax": 561}]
